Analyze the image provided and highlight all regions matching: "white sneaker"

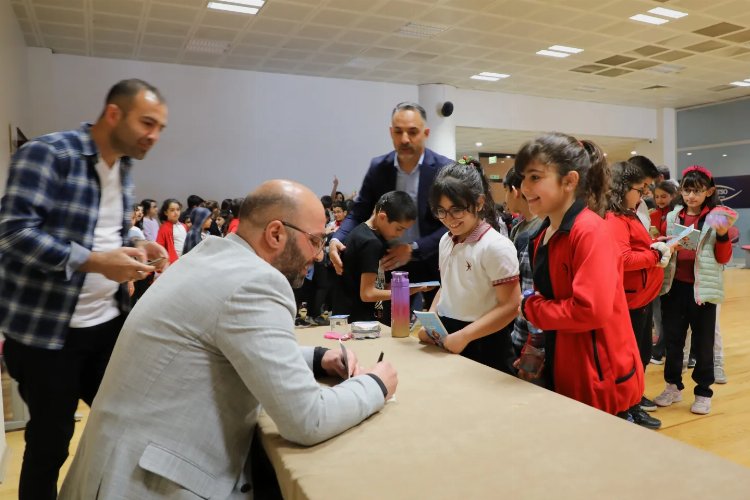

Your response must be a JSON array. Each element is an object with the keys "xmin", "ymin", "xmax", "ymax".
[
  {"xmin": 654, "ymin": 383, "xmax": 682, "ymax": 407},
  {"xmin": 714, "ymin": 365, "xmax": 728, "ymax": 384},
  {"xmin": 691, "ymin": 396, "xmax": 711, "ymax": 415}
]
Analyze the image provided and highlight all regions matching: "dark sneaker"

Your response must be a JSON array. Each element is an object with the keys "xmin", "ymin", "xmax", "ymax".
[
  {"xmin": 650, "ymin": 356, "xmax": 664, "ymax": 365},
  {"xmin": 311, "ymin": 316, "xmax": 329, "ymax": 326},
  {"xmin": 687, "ymin": 356, "xmax": 696, "ymax": 369},
  {"xmin": 640, "ymin": 396, "xmax": 657, "ymax": 412},
  {"xmin": 629, "ymin": 406, "xmax": 662, "ymax": 430}
]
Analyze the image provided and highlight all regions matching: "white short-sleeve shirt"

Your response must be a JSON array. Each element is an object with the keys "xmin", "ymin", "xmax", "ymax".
[{"xmin": 436, "ymin": 221, "xmax": 519, "ymax": 322}]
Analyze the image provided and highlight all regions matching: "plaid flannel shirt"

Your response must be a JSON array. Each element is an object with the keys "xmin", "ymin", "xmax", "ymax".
[{"xmin": 0, "ymin": 123, "xmax": 134, "ymax": 350}]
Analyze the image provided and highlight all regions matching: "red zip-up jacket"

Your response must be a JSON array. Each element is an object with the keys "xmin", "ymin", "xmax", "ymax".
[
  {"xmin": 605, "ymin": 212, "xmax": 664, "ymax": 309},
  {"xmin": 522, "ymin": 201, "xmax": 643, "ymax": 415},
  {"xmin": 156, "ymin": 220, "xmax": 187, "ymax": 263},
  {"xmin": 649, "ymin": 206, "xmax": 670, "ymax": 235}
]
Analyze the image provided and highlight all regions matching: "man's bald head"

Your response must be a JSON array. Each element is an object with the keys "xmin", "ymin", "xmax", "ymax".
[{"xmin": 239, "ymin": 180, "xmax": 322, "ymax": 229}]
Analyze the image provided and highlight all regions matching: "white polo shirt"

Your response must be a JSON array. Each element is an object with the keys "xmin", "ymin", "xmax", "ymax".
[{"xmin": 436, "ymin": 221, "xmax": 519, "ymax": 322}]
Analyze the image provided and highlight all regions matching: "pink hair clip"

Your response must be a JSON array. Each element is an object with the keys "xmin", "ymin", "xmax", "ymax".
[{"xmin": 682, "ymin": 165, "xmax": 712, "ymax": 179}]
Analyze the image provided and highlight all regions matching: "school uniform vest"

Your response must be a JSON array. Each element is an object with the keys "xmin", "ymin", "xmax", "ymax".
[{"xmin": 660, "ymin": 205, "xmax": 724, "ymax": 305}]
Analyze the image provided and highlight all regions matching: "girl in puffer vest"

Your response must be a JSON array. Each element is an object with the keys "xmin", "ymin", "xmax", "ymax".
[{"xmin": 653, "ymin": 166, "xmax": 733, "ymax": 415}]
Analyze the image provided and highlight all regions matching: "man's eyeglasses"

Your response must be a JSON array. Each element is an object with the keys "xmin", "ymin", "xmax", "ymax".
[
  {"xmin": 681, "ymin": 188, "xmax": 707, "ymax": 197},
  {"xmin": 433, "ymin": 206, "xmax": 468, "ymax": 220},
  {"xmin": 280, "ymin": 221, "xmax": 326, "ymax": 254}
]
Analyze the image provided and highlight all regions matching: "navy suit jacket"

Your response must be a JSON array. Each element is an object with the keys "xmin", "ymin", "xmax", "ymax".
[{"xmin": 334, "ymin": 148, "xmax": 452, "ymax": 266}]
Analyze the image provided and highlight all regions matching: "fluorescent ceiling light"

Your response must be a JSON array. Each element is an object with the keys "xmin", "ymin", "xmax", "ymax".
[
  {"xmin": 730, "ymin": 81, "xmax": 750, "ymax": 87},
  {"xmin": 207, "ymin": 2, "xmax": 259, "ymax": 14},
  {"xmin": 475, "ymin": 142, "xmax": 483, "ymax": 147},
  {"xmin": 723, "ymin": 154, "xmax": 728, "ymax": 157},
  {"xmin": 479, "ymin": 72, "xmax": 510, "ymax": 79},
  {"xmin": 536, "ymin": 49, "xmax": 570, "ymax": 58},
  {"xmin": 687, "ymin": 152, "xmax": 692, "ymax": 156},
  {"xmin": 648, "ymin": 7, "xmax": 688, "ymax": 19},
  {"xmin": 471, "ymin": 75, "xmax": 500, "ymax": 81},
  {"xmin": 630, "ymin": 14, "xmax": 669, "ymax": 25},
  {"xmin": 744, "ymin": 79, "xmax": 750, "ymax": 82},
  {"xmin": 549, "ymin": 45, "xmax": 583, "ymax": 54},
  {"xmin": 630, "ymin": 150, "xmax": 637, "ymax": 155}
]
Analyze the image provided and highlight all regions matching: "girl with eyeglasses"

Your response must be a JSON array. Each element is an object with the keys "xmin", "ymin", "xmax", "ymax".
[
  {"xmin": 652, "ymin": 166, "xmax": 733, "ymax": 415},
  {"xmin": 417, "ymin": 158, "xmax": 520, "ymax": 374},
  {"xmin": 514, "ymin": 133, "xmax": 643, "ymax": 418},
  {"xmin": 605, "ymin": 162, "xmax": 673, "ymax": 429}
]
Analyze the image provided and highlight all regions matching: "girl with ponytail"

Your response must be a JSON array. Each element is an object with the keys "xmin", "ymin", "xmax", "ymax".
[
  {"xmin": 515, "ymin": 133, "xmax": 644, "ymax": 418},
  {"xmin": 417, "ymin": 157, "xmax": 520, "ymax": 374}
]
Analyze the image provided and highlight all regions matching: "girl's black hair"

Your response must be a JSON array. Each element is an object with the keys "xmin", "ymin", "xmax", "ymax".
[
  {"xmin": 607, "ymin": 161, "xmax": 647, "ymax": 216},
  {"xmin": 159, "ymin": 198, "xmax": 181, "ymax": 223},
  {"xmin": 429, "ymin": 159, "xmax": 501, "ymax": 233},
  {"xmin": 515, "ymin": 132, "xmax": 610, "ymax": 217},
  {"xmin": 140, "ymin": 198, "xmax": 156, "ymax": 217},
  {"xmin": 677, "ymin": 168, "xmax": 720, "ymax": 209},
  {"xmin": 132, "ymin": 203, "xmax": 144, "ymax": 230},
  {"xmin": 654, "ymin": 181, "xmax": 678, "ymax": 211}
]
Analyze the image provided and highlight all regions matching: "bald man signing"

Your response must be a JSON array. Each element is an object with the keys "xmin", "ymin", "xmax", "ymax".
[{"xmin": 60, "ymin": 180, "xmax": 397, "ymax": 499}]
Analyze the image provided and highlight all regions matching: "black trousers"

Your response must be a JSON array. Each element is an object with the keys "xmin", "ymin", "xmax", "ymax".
[
  {"xmin": 661, "ymin": 280, "xmax": 715, "ymax": 398},
  {"xmin": 628, "ymin": 302, "xmax": 653, "ymax": 372},
  {"xmin": 439, "ymin": 316, "xmax": 515, "ymax": 375},
  {"xmin": 3, "ymin": 315, "xmax": 125, "ymax": 500}
]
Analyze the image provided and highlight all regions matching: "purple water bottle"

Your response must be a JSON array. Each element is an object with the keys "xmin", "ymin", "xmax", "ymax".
[{"xmin": 390, "ymin": 271, "xmax": 410, "ymax": 338}]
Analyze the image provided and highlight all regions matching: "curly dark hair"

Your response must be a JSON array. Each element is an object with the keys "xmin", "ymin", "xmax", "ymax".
[{"xmin": 607, "ymin": 161, "xmax": 647, "ymax": 215}]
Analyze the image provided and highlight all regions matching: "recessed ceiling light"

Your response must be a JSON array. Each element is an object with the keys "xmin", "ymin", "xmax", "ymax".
[
  {"xmin": 630, "ymin": 150, "xmax": 637, "ymax": 155},
  {"xmin": 722, "ymin": 154, "xmax": 728, "ymax": 157},
  {"xmin": 630, "ymin": 14, "xmax": 670, "ymax": 25},
  {"xmin": 648, "ymin": 7, "xmax": 688, "ymax": 19},
  {"xmin": 471, "ymin": 75, "xmax": 499, "ymax": 81},
  {"xmin": 549, "ymin": 45, "xmax": 584, "ymax": 54},
  {"xmin": 506, "ymin": 155, "xmax": 512, "ymax": 158},
  {"xmin": 207, "ymin": 2, "xmax": 259, "ymax": 14},
  {"xmin": 603, "ymin": 153, "xmax": 608, "ymax": 157},
  {"xmin": 479, "ymin": 72, "xmax": 510, "ymax": 79},
  {"xmin": 475, "ymin": 142, "xmax": 483, "ymax": 147},
  {"xmin": 687, "ymin": 152, "xmax": 693, "ymax": 156},
  {"xmin": 744, "ymin": 79, "xmax": 750, "ymax": 82},
  {"xmin": 536, "ymin": 49, "xmax": 570, "ymax": 58},
  {"xmin": 731, "ymin": 81, "xmax": 750, "ymax": 87}
]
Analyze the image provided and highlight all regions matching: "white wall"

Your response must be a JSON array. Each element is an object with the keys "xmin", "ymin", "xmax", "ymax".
[
  {"xmin": 26, "ymin": 50, "xmax": 415, "ymax": 203},
  {"xmin": 455, "ymin": 88, "xmax": 659, "ymax": 140},
  {"xmin": 24, "ymin": 50, "xmax": 664, "ymax": 204},
  {"xmin": 0, "ymin": 0, "xmax": 29, "ymax": 196}
]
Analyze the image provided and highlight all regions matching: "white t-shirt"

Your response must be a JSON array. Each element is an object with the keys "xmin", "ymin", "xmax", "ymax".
[
  {"xmin": 436, "ymin": 221, "xmax": 520, "ymax": 322},
  {"xmin": 173, "ymin": 223, "xmax": 187, "ymax": 257},
  {"xmin": 70, "ymin": 158, "xmax": 124, "ymax": 328}
]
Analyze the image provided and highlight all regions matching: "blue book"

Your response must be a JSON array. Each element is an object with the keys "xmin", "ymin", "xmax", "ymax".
[{"xmin": 413, "ymin": 311, "xmax": 449, "ymax": 347}]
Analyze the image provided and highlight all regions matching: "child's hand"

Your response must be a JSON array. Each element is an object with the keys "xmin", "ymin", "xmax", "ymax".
[
  {"xmin": 443, "ymin": 331, "xmax": 469, "ymax": 354},
  {"xmin": 417, "ymin": 327, "xmax": 436, "ymax": 345},
  {"xmin": 513, "ymin": 357, "xmax": 545, "ymax": 381}
]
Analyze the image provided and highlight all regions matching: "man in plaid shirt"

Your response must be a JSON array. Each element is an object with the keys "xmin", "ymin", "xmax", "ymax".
[{"xmin": 0, "ymin": 79, "xmax": 169, "ymax": 499}]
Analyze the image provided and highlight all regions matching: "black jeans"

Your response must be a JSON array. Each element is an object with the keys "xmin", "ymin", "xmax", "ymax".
[
  {"xmin": 660, "ymin": 280, "xmax": 715, "ymax": 398},
  {"xmin": 439, "ymin": 316, "xmax": 515, "ymax": 375},
  {"xmin": 628, "ymin": 302, "xmax": 653, "ymax": 372},
  {"xmin": 4, "ymin": 315, "xmax": 125, "ymax": 500}
]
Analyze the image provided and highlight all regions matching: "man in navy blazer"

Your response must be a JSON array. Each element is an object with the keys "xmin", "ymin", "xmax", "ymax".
[{"xmin": 329, "ymin": 102, "xmax": 452, "ymax": 286}]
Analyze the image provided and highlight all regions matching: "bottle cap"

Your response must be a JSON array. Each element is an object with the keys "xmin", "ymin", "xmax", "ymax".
[{"xmin": 391, "ymin": 271, "xmax": 409, "ymax": 285}]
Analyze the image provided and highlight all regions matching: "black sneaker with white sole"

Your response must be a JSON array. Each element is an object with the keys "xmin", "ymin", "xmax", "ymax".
[{"xmin": 640, "ymin": 396, "xmax": 657, "ymax": 412}]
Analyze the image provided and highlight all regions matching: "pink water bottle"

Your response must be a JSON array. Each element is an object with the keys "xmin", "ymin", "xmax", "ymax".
[{"xmin": 390, "ymin": 271, "xmax": 410, "ymax": 338}]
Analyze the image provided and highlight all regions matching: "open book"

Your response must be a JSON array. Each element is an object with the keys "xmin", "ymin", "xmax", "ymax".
[
  {"xmin": 413, "ymin": 311, "xmax": 449, "ymax": 347},
  {"xmin": 668, "ymin": 223, "xmax": 700, "ymax": 251}
]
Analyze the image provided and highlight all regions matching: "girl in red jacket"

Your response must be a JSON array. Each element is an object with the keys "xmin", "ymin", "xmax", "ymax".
[
  {"xmin": 156, "ymin": 198, "xmax": 187, "ymax": 263},
  {"xmin": 605, "ymin": 162, "xmax": 672, "ymax": 429},
  {"xmin": 515, "ymin": 133, "xmax": 643, "ymax": 418},
  {"xmin": 649, "ymin": 181, "xmax": 678, "ymax": 238}
]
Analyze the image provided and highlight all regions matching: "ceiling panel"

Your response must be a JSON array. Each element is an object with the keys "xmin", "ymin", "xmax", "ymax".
[{"xmin": 10, "ymin": 0, "xmax": 750, "ymax": 110}]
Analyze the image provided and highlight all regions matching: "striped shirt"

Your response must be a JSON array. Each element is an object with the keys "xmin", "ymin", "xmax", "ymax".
[{"xmin": 0, "ymin": 123, "xmax": 134, "ymax": 349}]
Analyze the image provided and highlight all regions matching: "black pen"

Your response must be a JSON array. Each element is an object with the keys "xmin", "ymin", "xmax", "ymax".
[{"xmin": 377, "ymin": 351, "xmax": 384, "ymax": 363}]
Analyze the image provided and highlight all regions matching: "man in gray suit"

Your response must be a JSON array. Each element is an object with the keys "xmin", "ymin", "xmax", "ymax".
[{"xmin": 60, "ymin": 180, "xmax": 397, "ymax": 499}]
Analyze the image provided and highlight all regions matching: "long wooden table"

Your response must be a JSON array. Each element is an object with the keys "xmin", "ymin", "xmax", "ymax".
[{"xmin": 257, "ymin": 327, "xmax": 750, "ymax": 499}]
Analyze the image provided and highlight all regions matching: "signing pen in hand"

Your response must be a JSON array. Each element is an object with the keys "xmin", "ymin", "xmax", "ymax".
[{"xmin": 377, "ymin": 351, "xmax": 384, "ymax": 363}]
